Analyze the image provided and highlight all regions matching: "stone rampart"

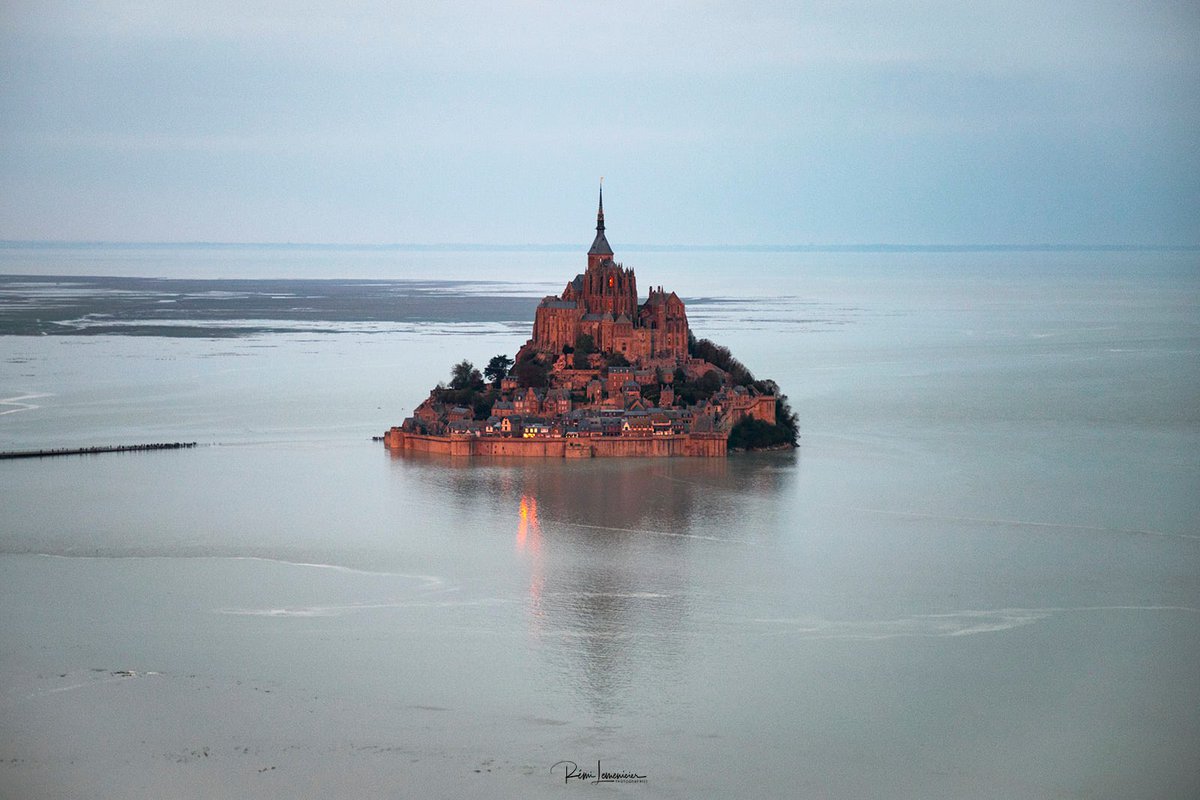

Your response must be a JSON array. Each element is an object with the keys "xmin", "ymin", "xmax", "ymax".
[{"xmin": 383, "ymin": 428, "xmax": 726, "ymax": 458}]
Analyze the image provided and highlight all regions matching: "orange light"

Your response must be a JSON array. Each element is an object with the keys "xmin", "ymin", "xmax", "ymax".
[
  {"xmin": 517, "ymin": 494, "xmax": 540, "ymax": 551},
  {"xmin": 516, "ymin": 493, "xmax": 544, "ymax": 631}
]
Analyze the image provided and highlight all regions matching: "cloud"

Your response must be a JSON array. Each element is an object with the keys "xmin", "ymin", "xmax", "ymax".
[
  {"xmin": 9, "ymin": 1, "xmax": 1194, "ymax": 72},
  {"xmin": 1, "ymin": 1, "xmax": 1197, "ymax": 243}
]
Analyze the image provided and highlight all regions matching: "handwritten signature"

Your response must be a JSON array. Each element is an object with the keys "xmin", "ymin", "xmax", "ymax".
[{"xmin": 550, "ymin": 760, "xmax": 648, "ymax": 784}]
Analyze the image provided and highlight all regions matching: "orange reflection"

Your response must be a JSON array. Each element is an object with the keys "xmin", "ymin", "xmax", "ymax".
[
  {"xmin": 517, "ymin": 494, "xmax": 540, "ymax": 552},
  {"xmin": 517, "ymin": 493, "xmax": 544, "ymax": 633}
]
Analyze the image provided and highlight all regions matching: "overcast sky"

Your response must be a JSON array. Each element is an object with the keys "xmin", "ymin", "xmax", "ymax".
[{"xmin": 1, "ymin": 1, "xmax": 1197, "ymax": 245}]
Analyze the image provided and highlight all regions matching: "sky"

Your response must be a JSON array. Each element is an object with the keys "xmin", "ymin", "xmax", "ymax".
[{"xmin": 1, "ymin": 1, "xmax": 1197, "ymax": 246}]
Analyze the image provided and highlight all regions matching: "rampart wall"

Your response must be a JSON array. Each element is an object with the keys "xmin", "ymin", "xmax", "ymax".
[{"xmin": 383, "ymin": 428, "xmax": 726, "ymax": 458}]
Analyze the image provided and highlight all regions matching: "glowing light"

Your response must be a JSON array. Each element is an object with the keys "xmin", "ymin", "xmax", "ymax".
[
  {"xmin": 516, "ymin": 493, "xmax": 544, "ymax": 633},
  {"xmin": 517, "ymin": 494, "xmax": 540, "ymax": 551}
]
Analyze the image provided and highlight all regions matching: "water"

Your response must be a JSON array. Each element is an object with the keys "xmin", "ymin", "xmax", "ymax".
[{"xmin": 1, "ymin": 246, "xmax": 1198, "ymax": 798}]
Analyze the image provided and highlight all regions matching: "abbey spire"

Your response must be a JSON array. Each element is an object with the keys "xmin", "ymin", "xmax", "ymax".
[{"xmin": 587, "ymin": 181, "xmax": 613, "ymax": 258}]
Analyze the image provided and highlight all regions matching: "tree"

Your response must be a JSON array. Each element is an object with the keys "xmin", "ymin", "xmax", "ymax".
[
  {"xmin": 472, "ymin": 391, "xmax": 497, "ymax": 421},
  {"xmin": 673, "ymin": 369, "xmax": 723, "ymax": 406},
  {"xmin": 774, "ymin": 393, "xmax": 799, "ymax": 444},
  {"xmin": 606, "ymin": 351, "xmax": 630, "ymax": 368},
  {"xmin": 515, "ymin": 352, "xmax": 549, "ymax": 388},
  {"xmin": 483, "ymin": 354, "xmax": 514, "ymax": 384},
  {"xmin": 449, "ymin": 360, "xmax": 484, "ymax": 391},
  {"xmin": 574, "ymin": 333, "xmax": 596, "ymax": 354},
  {"xmin": 728, "ymin": 417, "xmax": 792, "ymax": 450},
  {"xmin": 691, "ymin": 337, "xmax": 754, "ymax": 385}
]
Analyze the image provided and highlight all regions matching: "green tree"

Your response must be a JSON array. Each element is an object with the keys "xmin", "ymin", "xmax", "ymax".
[
  {"xmin": 727, "ymin": 393, "xmax": 800, "ymax": 450},
  {"xmin": 774, "ymin": 393, "xmax": 799, "ymax": 444},
  {"xmin": 515, "ymin": 352, "xmax": 549, "ymax": 388},
  {"xmin": 472, "ymin": 389, "xmax": 498, "ymax": 421},
  {"xmin": 728, "ymin": 417, "xmax": 792, "ymax": 450},
  {"xmin": 605, "ymin": 351, "xmax": 630, "ymax": 368},
  {"xmin": 483, "ymin": 354, "xmax": 514, "ymax": 384},
  {"xmin": 691, "ymin": 337, "xmax": 754, "ymax": 385},
  {"xmin": 673, "ymin": 369, "xmax": 723, "ymax": 406},
  {"xmin": 449, "ymin": 360, "xmax": 484, "ymax": 391}
]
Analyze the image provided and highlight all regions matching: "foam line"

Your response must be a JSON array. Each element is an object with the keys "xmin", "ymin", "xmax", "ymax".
[
  {"xmin": 216, "ymin": 598, "xmax": 511, "ymax": 618},
  {"xmin": 830, "ymin": 505, "xmax": 1199, "ymax": 541},
  {"xmin": 561, "ymin": 521, "xmax": 753, "ymax": 545},
  {"xmin": 552, "ymin": 591, "xmax": 669, "ymax": 600},
  {"xmin": 4, "ymin": 671, "xmax": 162, "ymax": 708},
  {"xmin": 226, "ymin": 556, "xmax": 445, "ymax": 586},
  {"xmin": 745, "ymin": 605, "xmax": 1200, "ymax": 641},
  {"xmin": 0, "ymin": 393, "xmax": 50, "ymax": 416},
  {"xmin": 748, "ymin": 610, "xmax": 1047, "ymax": 640},
  {"xmin": 28, "ymin": 553, "xmax": 445, "ymax": 588}
]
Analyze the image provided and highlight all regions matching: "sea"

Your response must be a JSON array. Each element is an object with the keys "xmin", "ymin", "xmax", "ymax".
[{"xmin": 1, "ymin": 243, "xmax": 1197, "ymax": 799}]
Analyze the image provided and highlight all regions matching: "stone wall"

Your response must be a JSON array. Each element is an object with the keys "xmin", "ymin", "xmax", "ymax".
[{"xmin": 383, "ymin": 428, "xmax": 727, "ymax": 458}]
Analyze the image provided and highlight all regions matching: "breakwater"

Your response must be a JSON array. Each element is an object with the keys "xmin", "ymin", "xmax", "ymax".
[{"xmin": 0, "ymin": 442, "xmax": 198, "ymax": 460}]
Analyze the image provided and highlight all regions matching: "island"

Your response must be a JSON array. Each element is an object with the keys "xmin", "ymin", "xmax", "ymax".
[{"xmin": 383, "ymin": 186, "xmax": 797, "ymax": 458}]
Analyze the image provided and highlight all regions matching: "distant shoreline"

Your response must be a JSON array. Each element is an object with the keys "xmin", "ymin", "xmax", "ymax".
[{"xmin": 3, "ymin": 240, "xmax": 1197, "ymax": 254}]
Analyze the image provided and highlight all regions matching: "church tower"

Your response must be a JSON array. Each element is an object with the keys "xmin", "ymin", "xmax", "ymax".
[
  {"xmin": 530, "ymin": 184, "xmax": 687, "ymax": 363},
  {"xmin": 580, "ymin": 182, "xmax": 637, "ymax": 321},
  {"xmin": 587, "ymin": 182, "xmax": 613, "ymax": 270}
]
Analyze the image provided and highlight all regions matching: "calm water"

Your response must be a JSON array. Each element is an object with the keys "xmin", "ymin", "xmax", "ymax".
[{"xmin": 2, "ymin": 246, "xmax": 1198, "ymax": 798}]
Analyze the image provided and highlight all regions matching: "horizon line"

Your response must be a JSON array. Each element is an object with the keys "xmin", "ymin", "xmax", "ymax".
[{"xmin": 2, "ymin": 240, "xmax": 1198, "ymax": 254}]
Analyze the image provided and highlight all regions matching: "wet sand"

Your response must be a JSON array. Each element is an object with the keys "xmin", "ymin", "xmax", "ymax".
[{"xmin": 0, "ymin": 275, "xmax": 541, "ymax": 337}]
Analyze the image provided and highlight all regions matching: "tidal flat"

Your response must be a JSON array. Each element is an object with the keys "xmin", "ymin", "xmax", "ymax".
[{"xmin": 2, "ymin": 247, "xmax": 1198, "ymax": 798}]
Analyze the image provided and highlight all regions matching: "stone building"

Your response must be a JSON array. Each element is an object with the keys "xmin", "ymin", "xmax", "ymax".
[{"xmin": 530, "ymin": 187, "xmax": 690, "ymax": 363}]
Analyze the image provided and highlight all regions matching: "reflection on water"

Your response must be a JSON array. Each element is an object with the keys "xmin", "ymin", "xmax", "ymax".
[
  {"xmin": 397, "ymin": 451, "xmax": 798, "ymax": 535},
  {"xmin": 390, "ymin": 453, "xmax": 799, "ymax": 713},
  {"xmin": 516, "ymin": 494, "xmax": 540, "ymax": 552},
  {"xmin": 517, "ymin": 494, "xmax": 545, "ymax": 634},
  {"xmin": 4, "ymin": 250, "xmax": 1198, "ymax": 797}
]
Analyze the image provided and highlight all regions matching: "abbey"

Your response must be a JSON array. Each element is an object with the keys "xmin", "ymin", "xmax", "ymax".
[
  {"xmin": 526, "ymin": 186, "xmax": 689, "ymax": 366},
  {"xmin": 383, "ymin": 186, "xmax": 795, "ymax": 458}
]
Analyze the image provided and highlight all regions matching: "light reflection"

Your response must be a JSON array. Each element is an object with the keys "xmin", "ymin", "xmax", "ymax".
[
  {"xmin": 517, "ymin": 494, "xmax": 540, "ymax": 552},
  {"xmin": 517, "ymin": 494, "xmax": 544, "ymax": 630},
  {"xmin": 409, "ymin": 456, "xmax": 797, "ymax": 713}
]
